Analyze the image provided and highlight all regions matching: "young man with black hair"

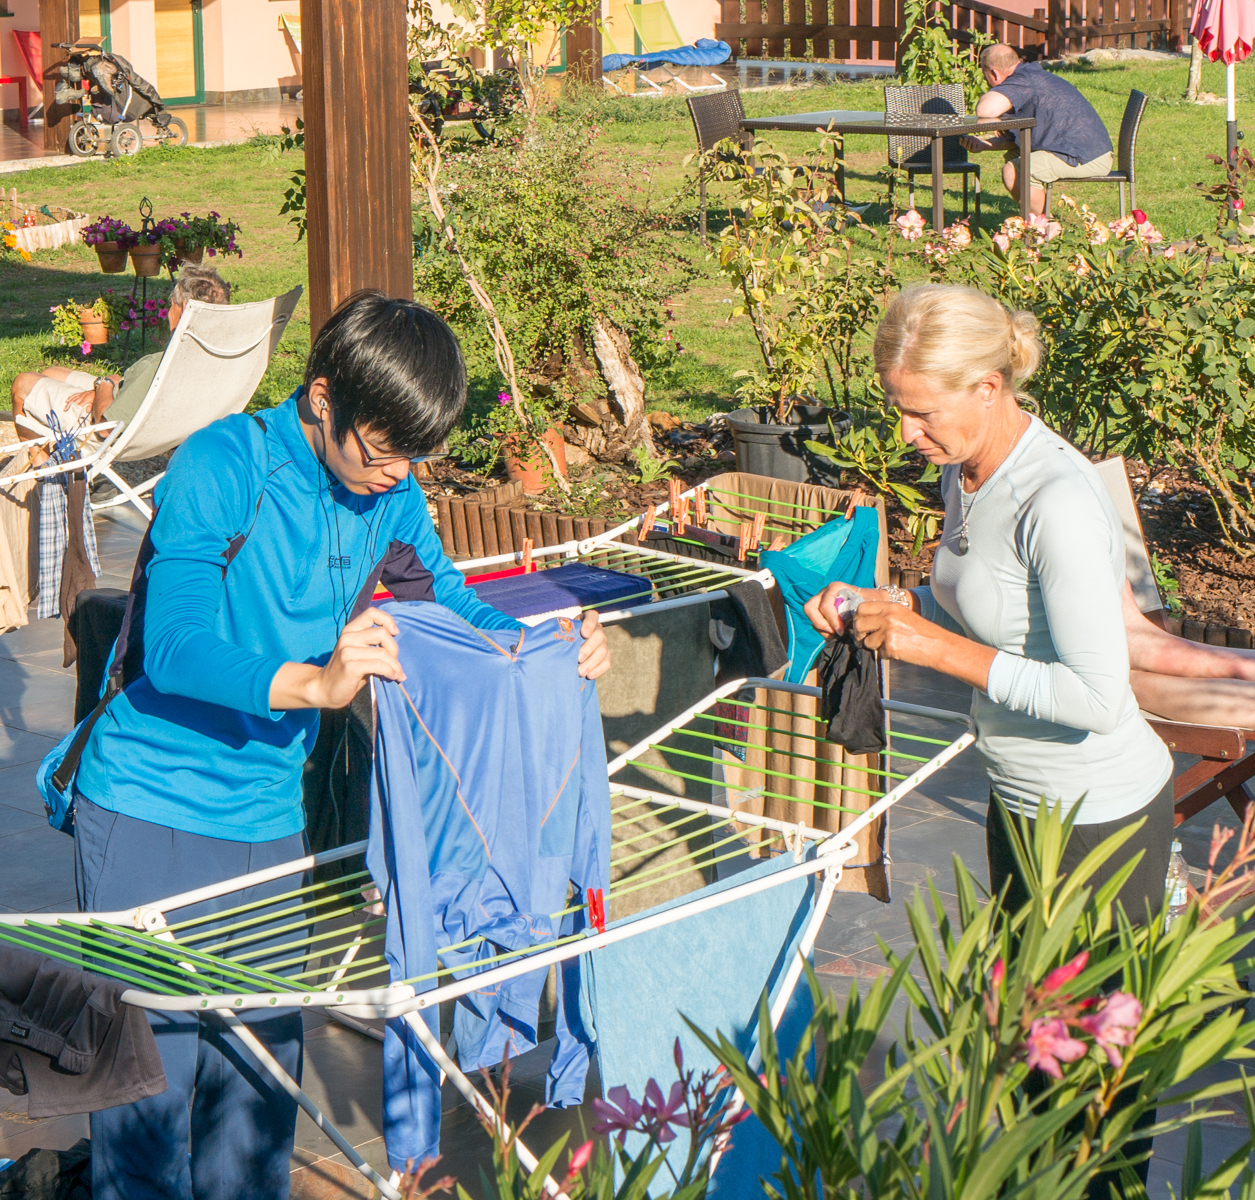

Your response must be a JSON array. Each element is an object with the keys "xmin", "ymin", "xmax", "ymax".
[{"xmin": 72, "ymin": 292, "xmax": 610, "ymax": 1200}]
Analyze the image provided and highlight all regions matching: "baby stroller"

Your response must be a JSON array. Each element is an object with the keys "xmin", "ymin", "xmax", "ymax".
[{"xmin": 52, "ymin": 40, "xmax": 189, "ymax": 158}]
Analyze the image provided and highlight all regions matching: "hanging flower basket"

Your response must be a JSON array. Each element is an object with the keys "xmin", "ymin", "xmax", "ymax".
[
  {"xmin": 94, "ymin": 240, "xmax": 129, "ymax": 273},
  {"xmin": 129, "ymin": 242, "xmax": 164, "ymax": 277},
  {"xmin": 174, "ymin": 241, "xmax": 204, "ymax": 265}
]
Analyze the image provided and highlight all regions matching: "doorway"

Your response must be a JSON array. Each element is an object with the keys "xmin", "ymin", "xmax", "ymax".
[
  {"xmin": 154, "ymin": 0, "xmax": 204, "ymax": 104},
  {"xmin": 78, "ymin": 0, "xmax": 111, "ymax": 52}
]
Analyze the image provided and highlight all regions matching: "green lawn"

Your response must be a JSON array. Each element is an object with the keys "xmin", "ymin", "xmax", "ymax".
[{"xmin": 1, "ymin": 55, "xmax": 1249, "ymax": 426}]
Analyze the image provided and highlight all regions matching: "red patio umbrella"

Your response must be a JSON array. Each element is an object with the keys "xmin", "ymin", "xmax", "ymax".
[{"xmin": 1190, "ymin": 0, "xmax": 1255, "ymax": 160}]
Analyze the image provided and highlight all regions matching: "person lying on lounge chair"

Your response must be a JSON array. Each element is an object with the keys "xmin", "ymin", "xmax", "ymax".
[
  {"xmin": 9, "ymin": 265, "xmax": 230, "ymax": 461},
  {"xmin": 1122, "ymin": 582, "xmax": 1255, "ymax": 728}
]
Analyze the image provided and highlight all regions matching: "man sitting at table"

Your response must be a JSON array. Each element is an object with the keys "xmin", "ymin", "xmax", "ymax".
[
  {"xmin": 9, "ymin": 265, "xmax": 230, "ymax": 459},
  {"xmin": 960, "ymin": 43, "xmax": 1113, "ymax": 216}
]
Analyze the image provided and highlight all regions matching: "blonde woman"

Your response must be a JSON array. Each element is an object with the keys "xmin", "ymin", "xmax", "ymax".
[{"xmin": 805, "ymin": 284, "xmax": 1175, "ymax": 917}]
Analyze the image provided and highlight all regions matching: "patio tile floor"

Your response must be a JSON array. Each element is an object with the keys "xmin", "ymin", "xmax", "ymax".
[{"xmin": 0, "ymin": 504, "xmax": 1250, "ymax": 1194}]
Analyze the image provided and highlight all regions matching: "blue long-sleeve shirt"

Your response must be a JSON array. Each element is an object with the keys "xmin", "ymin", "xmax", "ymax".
[{"xmin": 76, "ymin": 394, "xmax": 519, "ymax": 842}]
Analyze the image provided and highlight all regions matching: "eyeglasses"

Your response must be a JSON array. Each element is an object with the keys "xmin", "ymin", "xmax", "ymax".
[{"xmin": 349, "ymin": 425, "xmax": 447, "ymax": 467}]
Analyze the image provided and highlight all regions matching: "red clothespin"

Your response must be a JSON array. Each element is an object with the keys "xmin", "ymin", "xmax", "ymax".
[
  {"xmin": 750, "ymin": 511, "xmax": 766, "ymax": 553},
  {"xmin": 586, "ymin": 887, "xmax": 606, "ymax": 934},
  {"xmin": 668, "ymin": 478, "xmax": 682, "ymax": 526},
  {"xmin": 767, "ymin": 534, "xmax": 787, "ymax": 552},
  {"xmin": 694, "ymin": 485, "xmax": 707, "ymax": 528},
  {"xmin": 737, "ymin": 521, "xmax": 750, "ymax": 562},
  {"xmin": 521, "ymin": 538, "xmax": 533, "ymax": 573},
  {"xmin": 676, "ymin": 495, "xmax": 690, "ymax": 536},
  {"xmin": 844, "ymin": 489, "xmax": 865, "ymax": 521}
]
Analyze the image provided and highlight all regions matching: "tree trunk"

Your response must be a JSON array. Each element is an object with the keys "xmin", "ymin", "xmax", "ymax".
[
  {"xmin": 1187, "ymin": 37, "xmax": 1203, "ymax": 102},
  {"xmin": 588, "ymin": 317, "xmax": 656, "ymax": 460}
]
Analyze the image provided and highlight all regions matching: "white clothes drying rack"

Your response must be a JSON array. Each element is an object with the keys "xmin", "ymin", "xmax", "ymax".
[{"xmin": 0, "ymin": 679, "xmax": 973, "ymax": 1200}]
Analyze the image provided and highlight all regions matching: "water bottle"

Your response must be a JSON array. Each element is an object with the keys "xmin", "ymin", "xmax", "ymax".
[{"xmin": 1164, "ymin": 839, "xmax": 1189, "ymax": 931}]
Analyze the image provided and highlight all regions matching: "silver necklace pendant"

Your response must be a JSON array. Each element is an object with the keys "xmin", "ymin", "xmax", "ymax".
[{"xmin": 957, "ymin": 531, "xmax": 969, "ymax": 555}]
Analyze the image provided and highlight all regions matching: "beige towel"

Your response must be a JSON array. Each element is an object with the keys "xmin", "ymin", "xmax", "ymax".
[{"xmin": 0, "ymin": 440, "xmax": 39, "ymax": 634}]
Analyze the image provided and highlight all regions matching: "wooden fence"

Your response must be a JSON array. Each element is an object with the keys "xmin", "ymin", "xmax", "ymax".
[{"xmin": 714, "ymin": 0, "xmax": 1181, "ymax": 64}]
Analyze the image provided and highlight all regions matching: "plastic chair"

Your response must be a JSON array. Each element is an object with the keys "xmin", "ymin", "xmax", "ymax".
[
  {"xmin": 687, "ymin": 89, "xmax": 750, "ymax": 243},
  {"xmin": 2, "ymin": 286, "xmax": 302, "ymax": 520},
  {"xmin": 884, "ymin": 83, "xmax": 981, "ymax": 228},
  {"xmin": 1044, "ymin": 90, "xmax": 1148, "ymax": 220}
]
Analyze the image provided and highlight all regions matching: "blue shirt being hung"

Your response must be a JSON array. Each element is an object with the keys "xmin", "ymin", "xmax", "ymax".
[
  {"xmin": 989, "ymin": 62, "xmax": 1112, "ymax": 167},
  {"xmin": 75, "ymin": 393, "xmax": 520, "ymax": 843}
]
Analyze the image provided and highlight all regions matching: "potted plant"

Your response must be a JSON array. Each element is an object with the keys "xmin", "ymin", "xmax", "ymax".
[
  {"xmin": 449, "ymin": 391, "xmax": 567, "ymax": 495},
  {"xmin": 128, "ymin": 216, "xmax": 182, "ymax": 276},
  {"xmin": 50, "ymin": 297, "xmax": 112, "ymax": 354},
  {"xmin": 82, "ymin": 216, "xmax": 134, "ymax": 273},
  {"xmin": 171, "ymin": 211, "xmax": 244, "ymax": 265}
]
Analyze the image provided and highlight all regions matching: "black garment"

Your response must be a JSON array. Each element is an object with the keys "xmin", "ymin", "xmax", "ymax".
[
  {"xmin": 815, "ymin": 632, "xmax": 885, "ymax": 755},
  {"xmin": 67, "ymin": 588, "xmax": 129, "ymax": 723},
  {"xmin": 59, "ymin": 474, "xmax": 98, "ymax": 669},
  {"xmin": 709, "ymin": 579, "xmax": 788, "ymax": 686},
  {"xmin": 643, "ymin": 526, "xmax": 742, "ymax": 564},
  {"xmin": 0, "ymin": 1139, "xmax": 91, "ymax": 1200},
  {"xmin": 0, "ymin": 943, "xmax": 166, "ymax": 1118},
  {"xmin": 986, "ymin": 782, "xmax": 1173, "ymax": 1199},
  {"xmin": 985, "ymin": 780, "xmax": 1174, "ymax": 921},
  {"xmin": 303, "ymin": 684, "xmax": 374, "ymax": 884}
]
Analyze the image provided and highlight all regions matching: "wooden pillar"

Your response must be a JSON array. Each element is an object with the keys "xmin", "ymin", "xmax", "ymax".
[
  {"xmin": 300, "ymin": 0, "xmax": 413, "ymax": 340},
  {"xmin": 1046, "ymin": 0, "xmax": 1064, "ymax": 55},
  {"xmin": 565, "ymin": 17, "xmax": 602, "ymax": 84},
  {"xmin": 39, "ymin": 0, "xmax": 78, "ymax": 152}
]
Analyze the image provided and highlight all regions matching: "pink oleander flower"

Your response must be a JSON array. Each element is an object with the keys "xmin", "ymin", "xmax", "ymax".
[
  {"xmin": 592, "ymin": 1085, "xmax": 643, "ymax": 1144},
  {"xmin": 993, "ymin": 232, "xmax": 1011, "ymax": 253},
  {"xmin": 1041, "ymin": 951, "xmax": 1089, "ymax": 996},
  {"xmin": 641, "ymin": 1078, "xmax": 688, "ymax": 1143},
  {"xmin": 991, "ymin": 958, "xmax": 1005, "ymax": 990},
  {"xmin": 1078, "ymin": 992, "xmax": 1142, "ymax": 1067},
  {"xmin": 1026, "ymin": 1017, "xmax": 1087, "ymax": 1079},
  {"xmin": 896, "ymin": 209, "xmax": 925, "ymax": 241},
  {"xmin": 566, "ymin": 1140, "xmax": 594, "ymax": 1175}
]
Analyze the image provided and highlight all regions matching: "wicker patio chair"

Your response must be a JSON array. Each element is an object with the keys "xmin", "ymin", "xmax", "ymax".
[
  {"xmin": 884, "ymin": 83, "xmax": 981, "ymax": 228},
  {"xmin": 687, "ymin": 89, "xmax": 751, "ymax": 242},
  {"xmin": 1044, "ymin": 90, "xmax": 1148, "ymax": 220}
]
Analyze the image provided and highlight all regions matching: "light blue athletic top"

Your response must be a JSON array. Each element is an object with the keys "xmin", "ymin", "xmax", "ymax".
[
  {"xmin": 76, "ymin": 394, "xmax": 520, "ymax": 842},
  {"xmin": 913, "ymin": 416, "xmax": 1172, "ymax": 823}
]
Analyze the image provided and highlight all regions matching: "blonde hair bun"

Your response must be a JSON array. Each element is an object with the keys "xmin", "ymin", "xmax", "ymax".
[{"xmin": 873, "ymin": 284, "xmax": 1042, "ymax": 397}]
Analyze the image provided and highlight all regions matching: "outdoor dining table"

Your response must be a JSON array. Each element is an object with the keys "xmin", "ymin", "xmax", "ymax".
[{"xmin": 739, "ymin": 110, "xmax": 1038, "ymax": 234}]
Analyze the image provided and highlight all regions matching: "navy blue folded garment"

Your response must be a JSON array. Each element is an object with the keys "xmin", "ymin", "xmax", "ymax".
[{"xmin": 469, "ymin": 562, "xmax": 653, "ymax": 621}]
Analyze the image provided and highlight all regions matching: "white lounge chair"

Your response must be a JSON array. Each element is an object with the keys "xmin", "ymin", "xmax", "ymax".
[{"xmin": 1, "ymin": 286, "xmax": 302, "ymax": 520}]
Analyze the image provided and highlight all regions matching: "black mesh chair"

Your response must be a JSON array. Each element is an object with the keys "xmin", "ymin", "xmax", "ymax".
[
  {"xmin": 1044, "ymin": 90, "xmax": 1148, "ymax": 220},
  {"xmin": 884, "ymin": 83, "xmax": 981, "ymax": 228},
  {"xmin": 687, "ymin": 90, "xmax": 750, "ymax": 243}
]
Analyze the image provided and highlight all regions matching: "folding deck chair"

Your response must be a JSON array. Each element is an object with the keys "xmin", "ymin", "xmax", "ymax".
[
  {"xmin": 1096, "ymin": 456, "xmax": 1255, "ymax": 826},
  {"xmin": 0, "ymin": 287, "xmax": 302, "ymax": 520},
  {"xmin": 0, "ymin": 679, "xmax": 973, "ymax": 1199}
]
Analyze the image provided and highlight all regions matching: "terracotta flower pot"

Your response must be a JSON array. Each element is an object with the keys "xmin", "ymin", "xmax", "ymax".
[
  {"xmin": 504, "ymin": 428, "xmax": 567, "ymax": 495},
  {"xmin": 78, "ymin": 309, "xmax": 109, "ymax": 345},
  {"xmin": 175, "ymin": 241, "xmax": 204, "ymax": 265},
  {"xmin": 130, "ymin": 243, "xmax": 164, "ymax": 277},
  {"xmin": 94, "ymin": 240, "xmax": 128, "ymax": 273}
]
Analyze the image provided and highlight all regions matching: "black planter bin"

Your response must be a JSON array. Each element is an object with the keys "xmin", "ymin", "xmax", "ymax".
[{"xmin": 727, "ymin": 405, "xmax": 852, "ymax": 485}]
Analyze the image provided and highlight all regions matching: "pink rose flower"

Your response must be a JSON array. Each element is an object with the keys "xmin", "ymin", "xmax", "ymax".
[
  {"xmin": 1026, "ymin": 1017, "xmax": 1088, "ymax": 1079},
  {"xmin": 1132, "ymin": 208, "xmax": 1148, "ymax": 224},
  {"xmin": 896, "ymin": 209, "xmax": 925, "ymax": 241}
]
